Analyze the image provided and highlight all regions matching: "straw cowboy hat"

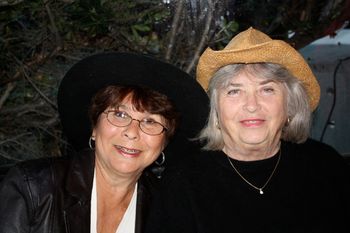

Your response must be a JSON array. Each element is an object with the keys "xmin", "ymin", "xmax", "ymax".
[
  {"xmin": 196, "ymin": 27, "xmax": 320, "ymax": 110},
  {"xmin": 58, "ymin": 52, "xmax": 209, "ymax": 162}
]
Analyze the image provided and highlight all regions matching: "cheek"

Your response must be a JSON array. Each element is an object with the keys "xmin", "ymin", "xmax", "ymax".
[
  {"xmin": 218, "ymin": 98, "xmax": 231, "ymax": 115},
  {"xmin": 269, "ymin": 101, "xmax": 287, "ymax": 126},
  {"xmin": 145, "ymin": 135, "xmax": 166, "ymax": 152},
  {"xmin": 218, "ymin": 102, "xmax": 239, "ymax": 123},
  {"xmin": 94, "ymin": 120, "xmax": 119, "ymax": 142}
]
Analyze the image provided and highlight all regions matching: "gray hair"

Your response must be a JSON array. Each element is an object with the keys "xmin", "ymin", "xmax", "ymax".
[{"xmin": 198, "ymin": 63, "xmax": 311, "ymax": 150}]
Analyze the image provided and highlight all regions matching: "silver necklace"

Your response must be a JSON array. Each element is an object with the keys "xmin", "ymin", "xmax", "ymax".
[{"xmin": 226, "ymin": 149, "xmax": 281, "ymax": 195}]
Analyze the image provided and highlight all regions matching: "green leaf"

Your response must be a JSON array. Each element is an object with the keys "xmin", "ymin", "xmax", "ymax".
[{"xmin": 133, "ymin": 24, "xmax": 151, "ymax": 32}]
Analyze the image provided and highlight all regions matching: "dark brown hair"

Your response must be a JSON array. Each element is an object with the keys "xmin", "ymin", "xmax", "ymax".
[{"xmin": 89, "ymin": 85, "xmax": 179, "ymax": 139}]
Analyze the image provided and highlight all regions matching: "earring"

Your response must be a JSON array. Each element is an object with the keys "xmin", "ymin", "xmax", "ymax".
[
  {"xmin": 215, "ymin": 121, "xmax": 221, "ymax": 129},
  {"xmin": 155, "ymin": 152, "xmax": 165, "ymax": 166},
  {"xmin": 284, "ymin": 117, "xmax": 291, "ymax": 128},
  {"xmin": 151, "ymin": 152, "xmax": 166, "ymax": 179},
  {"xmin": 89, "ymin": 136, "xmax": 95, "ymax": 149}
]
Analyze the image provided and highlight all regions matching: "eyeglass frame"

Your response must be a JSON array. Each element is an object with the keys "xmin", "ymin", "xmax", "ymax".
[{"xmin": 103, "ymin": 110, "xmax": 168, "ymax": 136}]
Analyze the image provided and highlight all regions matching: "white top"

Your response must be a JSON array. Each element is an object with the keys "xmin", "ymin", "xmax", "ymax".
[{"xmin": 90, "ymin": 169, "xmax": 138, "ymax": 233}]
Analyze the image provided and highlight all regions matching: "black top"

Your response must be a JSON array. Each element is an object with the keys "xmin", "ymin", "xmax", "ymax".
[{"xmin": 146, "ymin": 139, "xmax": 350, "ymax": 233}]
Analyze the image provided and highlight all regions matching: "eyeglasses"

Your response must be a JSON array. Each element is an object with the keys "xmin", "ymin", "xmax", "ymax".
[{"xmin": 104, "ymin": 110, "xmax": 168, "ymax": 136}]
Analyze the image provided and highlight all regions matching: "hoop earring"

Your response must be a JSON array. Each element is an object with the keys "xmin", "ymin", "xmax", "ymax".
[
  {"xmin": 89, "ymin": 136, "xmax": 95, "ymax": 149},
  {"xmin": 151, "ymin": 152, "xmax": 166, "ymax": 179},
  {"xmin": 155, "ymin": 152, "xmax": 165, "ymax": 166}
]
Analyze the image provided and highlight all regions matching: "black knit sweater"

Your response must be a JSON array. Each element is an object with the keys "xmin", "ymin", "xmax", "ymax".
[{"xmin": 146, "ymin": 139, "xmax": 350, "ymax": 233}]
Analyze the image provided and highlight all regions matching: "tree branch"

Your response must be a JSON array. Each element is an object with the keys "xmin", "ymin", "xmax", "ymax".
[
  {"xmin": 22, "ymin": 69, "xmax": 57, "ymax": 110},
  {"xmin": 185, "ymin": 0, "xmax": 214, "ymax": 74},
  {"xmin": 0, "ymin": 82, "xmax": 16, "ymax": 111},
  {"xmin": 44, "ymin": 0, "xmax": 63, "ymax": 49},
  {"xmin": 0, "ymin": 0, "xmax": 23, "ymax": 7},
  {"xmin": 165, "ymin": 0, "xmax": 185, "ymax": 61}
]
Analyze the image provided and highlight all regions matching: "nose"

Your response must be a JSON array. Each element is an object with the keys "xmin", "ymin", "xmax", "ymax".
[
  {"xmin": 123, "ymin": 119, "xmax": 140, "ymax": 140},
  {"xmin": 243, "ymin": 92, "xmax": 261, "ymax": 112}
]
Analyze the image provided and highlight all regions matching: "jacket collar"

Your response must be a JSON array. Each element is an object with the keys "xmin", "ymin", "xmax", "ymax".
[
  {"xmin": 65, "ymin": 149, "xmax": 95, "ymax": 202},
  {"xmin": 135, "ymin": 171, "xmax": 157, "ymax": 233},
  {"xmin": 63, "ymin": 149, "xmax": 95, "ymax": 233},
  {"xmin": 62, "ymin": 149, "xmax": 157, "ymax": 233}
]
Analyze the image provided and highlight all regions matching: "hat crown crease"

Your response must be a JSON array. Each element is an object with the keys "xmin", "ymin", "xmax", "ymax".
[{"xmin": 225, "ymin": 27, "xmax": 272, "ymax": 50}]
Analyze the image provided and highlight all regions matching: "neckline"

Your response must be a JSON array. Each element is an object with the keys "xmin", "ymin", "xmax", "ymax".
[{"xmin": 215, "ymin": 149, "xmax": 281, "ymax": 173}]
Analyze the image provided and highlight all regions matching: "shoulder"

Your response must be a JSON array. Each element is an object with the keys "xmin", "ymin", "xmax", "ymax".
[
  {"xmin": 139, "ymin": 170, "xmax": 160, "ymax": 194},
  {"xmin": 161, "ymin": 149, "xmax": 223, "ymax": 185},
  {"xmin": 0, "ymin": 156, "xmax": 73, "ymax": 216},
  {"xmin": 287, "ymin": 139, "xmax": 344, "ymax": 161},
  {"xmin": 1, "ymin": 149, "xmax": 93, "ymax": 192},
  {"xmin": 295, "ymin": 138, "xmax": 339, "ymax": 153},
  {"xmin": 15, "ymin": 154, "xmax": 76, "ymax": 181},
  {"xmin": 285, "ymin": 139, "xmax": 350, "ymax": 176},
  {"xmin": 5, "ymin": 156, "xmax": 64, "ymax": 177},
  {"xmin": 0, "ymin": 156, "xmax": 71, "ymax": 194}
]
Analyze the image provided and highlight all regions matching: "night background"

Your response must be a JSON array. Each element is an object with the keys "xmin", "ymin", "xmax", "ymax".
[{"xmin": 1, "ymin": 0, "xmax": 349, "ymax": 179}]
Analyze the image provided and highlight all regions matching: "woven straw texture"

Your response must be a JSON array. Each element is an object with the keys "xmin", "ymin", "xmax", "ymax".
[{"xmin": 196, "ymin": 27, "xmax": 320, "ymax": 111}]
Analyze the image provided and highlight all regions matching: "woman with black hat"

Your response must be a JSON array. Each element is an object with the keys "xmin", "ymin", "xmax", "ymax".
[{"xmin": 0, "ymin": 53, "xmax": 209, "ymax": 233}]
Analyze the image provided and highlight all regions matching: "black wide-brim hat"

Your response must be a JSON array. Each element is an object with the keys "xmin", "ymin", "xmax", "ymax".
[{"xmin": 57, "ymin": 52, "xmax": 209, "ymax": 163}]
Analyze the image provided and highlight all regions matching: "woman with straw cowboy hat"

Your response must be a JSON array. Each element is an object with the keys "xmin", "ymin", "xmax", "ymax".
[
  {"xmin": 0, "ymin": 52, "xmax": 209, "ymax": 233},
  {"xmin": 146, "ymin": 28, "xmax": 350, "ymax": 233}
]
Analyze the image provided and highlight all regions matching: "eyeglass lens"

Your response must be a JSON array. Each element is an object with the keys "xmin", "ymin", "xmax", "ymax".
[{"xmin": 106, "ymin": 111, "xmax": 166, "ymax": 135}]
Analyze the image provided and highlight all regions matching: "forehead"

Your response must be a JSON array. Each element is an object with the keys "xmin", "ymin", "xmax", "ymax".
[
  {"xmin": 113, "ymin": 93, "xmax": 147, "ymax": 113},
  {"xmin": 117, "ymin": 97, "xmax": 143, "ymax": 112},
  {"xmin": 225, "ymin": 71, "xmax": 278, "ymax": 87},
  {"xmin": 117, "ymin": 98, "xmax": 165, "ymax": 119}
]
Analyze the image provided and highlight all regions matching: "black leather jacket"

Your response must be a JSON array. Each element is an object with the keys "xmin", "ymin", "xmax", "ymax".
[{"xmin": 0, "ymin": 149, "xmax": 158, "ymax": 233}]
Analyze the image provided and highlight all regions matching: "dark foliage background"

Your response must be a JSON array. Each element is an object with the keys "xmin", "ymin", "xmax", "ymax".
[{"xmin": 1, "ymin": 0, "xmax": 349, "ymax": 175}]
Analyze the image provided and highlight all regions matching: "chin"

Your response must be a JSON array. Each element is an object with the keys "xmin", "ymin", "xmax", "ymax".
[{"xmin": 240, "ymin": 137, "xmax": 268, "ymax": 146}]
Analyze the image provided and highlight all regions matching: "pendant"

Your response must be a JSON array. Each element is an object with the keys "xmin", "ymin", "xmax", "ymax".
[{"xmin": 259, "ymin": 189, "xmax": 264, "ymax": 194}]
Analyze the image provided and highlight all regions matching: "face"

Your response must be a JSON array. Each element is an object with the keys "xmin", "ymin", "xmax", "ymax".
[
  {"xmin": 217, "ymin": 71, "xmax": 287, "ymax": 156},
  {"xmin": 92, "ymin": 97, "xmax": 167, "ymax": 179}
]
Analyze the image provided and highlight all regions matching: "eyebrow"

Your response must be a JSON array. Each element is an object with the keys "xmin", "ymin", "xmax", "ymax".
[
  {"xmin": 113, "ymin": 104, "xmax": 129, "ymax": 111},
  {"xmin": 228, "ymin": 79, "xmax": 276, "ymax": 87},
  {"xmin": 227, "ymin": 83, "xmax": 242, "ymax": 87},
  {"xmin": 259, "ymin": 80, "xmax": 277, "ymax": 85},
  {"xmin": 115, "ymin": 104, "xmax": 157, "ymax": 118}
]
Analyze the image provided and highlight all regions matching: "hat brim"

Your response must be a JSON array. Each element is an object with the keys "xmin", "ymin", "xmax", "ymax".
[
  {"xmin": 197, "ymin": 41, "xmax": 320, "ymax": 111},
  {"xmin": 58, "ymin": 52, "xmax": 209, "ymax": 152}
]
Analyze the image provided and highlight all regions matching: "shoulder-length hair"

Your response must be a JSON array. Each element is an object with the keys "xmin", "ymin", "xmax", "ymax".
[{"xmin": 198, "ymin": 63, "xmax": 311, "ymax": 150}]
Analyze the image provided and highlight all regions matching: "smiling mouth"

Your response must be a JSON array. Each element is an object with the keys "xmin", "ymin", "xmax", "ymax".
[
  {"xmin": 245, "ymin": 120, "xmax": 259, "ymax": 123},
  {"xmin": 240, "ymin": 119, "xmax": 265, "ymax": 126},
  {"xmin": 115, "ymin": 145, "xmax": 141, "ymax": 155}
]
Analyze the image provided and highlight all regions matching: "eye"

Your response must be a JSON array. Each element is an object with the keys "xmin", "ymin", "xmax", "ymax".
[
  {"xmin": 227, "ymin": 88, "xmax": 241, "ymax": 95},
  {"xmin": 141, "ymin": 118, "xmax": 158, "ymax": 125},
  {"xmin": 260, "ymin": 86, "xmax": 275, "ymax": 95},
  {"xmin": 264, "ymin": 87, "xmax": 274, "ymax": 92},
  {"xmin": 113, "ymin": 111, "xmax": 129, "ymax": 119}
]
